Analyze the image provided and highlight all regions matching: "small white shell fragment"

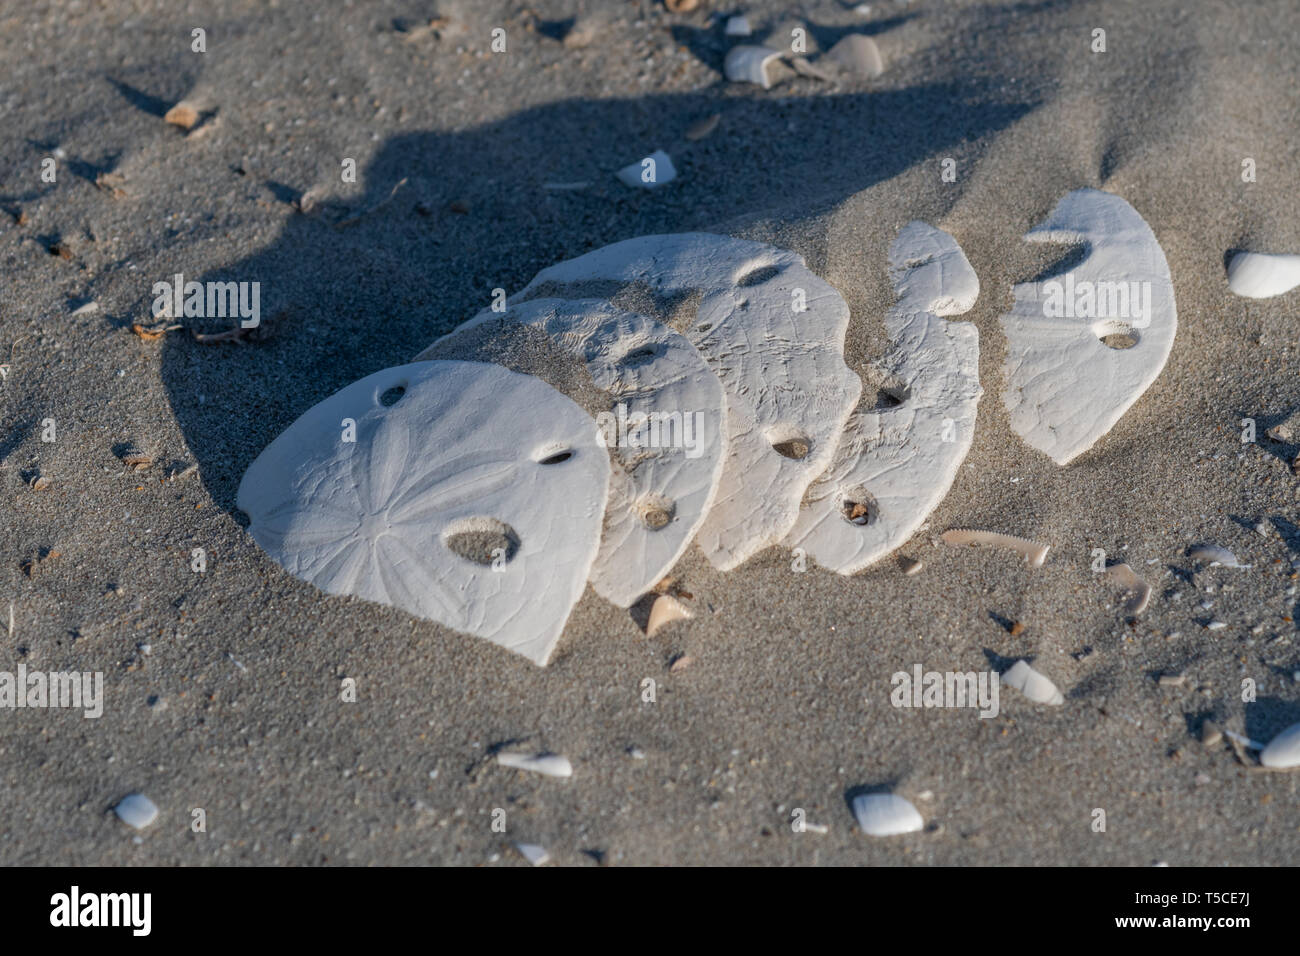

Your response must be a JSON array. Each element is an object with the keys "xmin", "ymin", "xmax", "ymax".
[
  {"xmin": 826, "ymin": 34, "xmax": 884, "ymax": 77},
  {"xmin": 423, "ymin": 298, "xmax": 726, "ymax": 609},
  {"xmin": 850, "ymin": 792, "xmax": 923, "ymax": 836},
  {"xmin": 1106, "ymin": 562, "xmax": 1151, "ymax": 615},
  {"xmin": 1187, "ymin": 544, "xmax": 1248, "ymax": 568},
  {"xmin": 514, "ymin": 842, "xmax": 551, "ymax": 866},
  {"xmin": 1226, "ymin": 251, "xmax": 1300, "ymax": 299},
  {"xmin": 724, "ymin": 45, "xmax": 782, "ymax": 88},
  {"xmin": 616, "ymin": 149, "xmax": 676, "ymax": 189},
  {"xmin": 504, "ymin": 234, "xmax": 861, "ymax": 571},
  {"xmin": 940, "ymin": 529, "xmax": 1049, "ymax": 566},
  {"xmin": 237, "ymin": 361, "xmax": 610, "ymax": 666},
  {"xmin": 113, "ymin": 793, "xmax": 159, "ymax": 830},
  {"xmin": 724, "ymin": 14, "xmax": 751, "ymax": 36},
  {"xmin": 1206, "ymin": 620, "xmax": 1227, "ymax": 631},
  {"xmin": 70, "ymin": 300, "xmax": 99, "ymax": 316},
  {"xmin": 1000, "ymin": 659, "xmax": 1064, "ymax": 705},
  {"xmin": 497, "ymin": 752, "xmax": 574, "ymax": 778},
  {"xmin": 645, "ymin": 593, "xmax": 693, "ymax": 636},
  {"xmin": 1259, "ymin": 722, "xmax": 1300, "ymax": 769},
  {"xmin": 1001, "ymin": 189, "xmax": 1177, "ymax": 465},
  {"xmin": 785, "ymin": 222, "xmax": 981, "ymax": 573}
]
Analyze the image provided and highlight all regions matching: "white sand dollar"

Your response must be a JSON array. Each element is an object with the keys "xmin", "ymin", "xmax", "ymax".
[
  {"xmin": 1001, "ymin": 189, "xmax": 1177, "ymax": 465},
  {"xmin": 237, "ymin": 361, "xmax": 609, "ymax": 666},
  {"xmin": 505, "ymin": 233, "xmax": 862, "ymax": 570},
  {"xmin": 786, "ymin": 222, "xmax": 980, "ymax": 573},
  {"xmin": 851, "ymin": 792, "xmax": 923, "ymax": 836},
  {"xmin": 1227, "ymin": 251, "xmax": 1300, "ymax": 299},
  {"xmin": 420, "ymin": 299, "xmax": 726, "ymax": 608}
]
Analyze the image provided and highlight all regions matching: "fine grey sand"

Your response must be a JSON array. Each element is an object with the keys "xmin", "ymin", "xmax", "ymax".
[{"xmin": 2, "ymin": 0, "xmax": 1299, "ymax": 865}]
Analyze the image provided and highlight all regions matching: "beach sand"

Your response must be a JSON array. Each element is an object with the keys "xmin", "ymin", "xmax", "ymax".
[{"xmin": 2, "ymin": 0, "xmax": 1299, "ymax": 864}]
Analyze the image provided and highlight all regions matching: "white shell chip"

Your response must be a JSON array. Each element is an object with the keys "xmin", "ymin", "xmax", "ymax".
[
  {"xmin": 113, "ymin": 793, "xmax": 159, "ymax": 830},
  {"xmin": 237, "ymin": 361, "xmax": 610, "ymax": 666},
  {"xmin": 786, "ymin": 222, "xmax": 981, "ymax": 573},
  {"xmin": 1259, "ymin": 722, "xmax": 1300, "ymax": 769},
  {"xmin": 1001, "ymin": 659, "xmax": 1065, "ymax": 705},
  {"xmin": 850, "ymin": 792, "xmax": 924, "ymax": 836},
  {"xmin": 497, "ymin": 752, "xmax": 574, "ymax": 778},
  {"xmin": 1001, "ymin": 189, "xmax": 1177, "ymax": 465}
]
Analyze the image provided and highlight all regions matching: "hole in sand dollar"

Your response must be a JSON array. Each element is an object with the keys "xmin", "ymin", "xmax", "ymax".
[
  {"xmin": 736, "ymin": 263, "xmax": 780, "ymax": 288},
  {"xmin": 840, "ymin": 486, "xmax": 878, "ymax": 526},
  {"xmin": 636, "ymin": 494, "xmax": 676, "ymax": 530},
  {"xmin": 443, "ymin": 517, "xmax": 521, "ymax": 566},
  {"xmin": 767, "ymin": 424, "xmax": 812, "ymax": 461},
  {"xmin": 535, "ymin": 444, "xmax": 574, "ymax": 465},
  {"xmin": 621, "ymin": 343, "xmax": 664, "ymax": 368},
  {"xmin": 1094, "ymin": 319, "xmax": 1139, "ymax": 350},
  {"xmin": 379, "ymin": 384, "xmax": 407, "ymax": 406}
]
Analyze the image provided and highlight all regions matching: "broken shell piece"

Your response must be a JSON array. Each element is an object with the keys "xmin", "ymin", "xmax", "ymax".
[
  {"xmin": 1001, "ymin": 189, "xmax": 1177, "ymax": 465},
  {"xmin": 1000, "ymin": 659, "xmax": 1064, "ymax": 705},
  {"xmin": 785, "ymin": 222, "xmax": 981, "ymax": 573},
  {"xmin": 646, "ymin": 594, "xmax": 694, "ymax": 636},
  {"xmin": 1201, "ymin": 720, "xmax": 1223, "ymax": 748},
  {"xmin": 113, "ymin": 793, "xmax": 159, "ymax": 830},
  {"xmin": 163, "ymin": 102, "xmax": 200, "ymax": 131},
  {"xmin": 826, "ymin": 34, "xmax": 884, "ymax": 77},
  {"xmin": 616, "ymin": 149, "xmax": 677, "ymax": 189},
  {"xmin": 1187, "ymin": 544, "xmax": 1248, "ymax": 568},
  {"xmin": 497, "ymin": 752, "xmax": 573, "ymax": 778},
  {"xmin": 850, "ymin": 792, "xmax": 923, "ymax": 836},
  {"xmin": 1266, "ymin": 409, "xmax": 1300, "ymax": 443},
  {"xmin": 1226, "ymin": 251, "xmax": 1300, "ymax": 299},
  {"xmin": 500, "ymin": 234, "xmax": 861, "ymax": 571},
  {"xmin": 514, "ymin": 842, "xmax": 551, "ymax": 866},
  {"xmin": 940, "ymin": 529, "xmax": 1049, "ymax": 567},
  {"xmin": 789, "ymin": 56, "xmax": 833, "ymax": 82},
  {"xmin": 236, "ymin": 361, "xmax": 609, "ymax": 666},
  {"xmin": 420, "ymin": 298, "xmax": 727, "ymax": 609},
  {"xmin": 1259, "ymin": 722, "xmax": 1300, "ymax": 769},
  {"xmin": 1106, "ymin": 563, "xmax": 1151, "ymax": 615},
  {"xmin": 724, "ymin": 15, "xmax": 752, "ymax": 36},
  {"xmin": 724, "ymin": 45, "xmax": 782, "ymax": 88}
]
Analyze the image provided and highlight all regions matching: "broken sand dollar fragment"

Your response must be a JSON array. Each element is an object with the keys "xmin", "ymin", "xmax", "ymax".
[
  {"xmin": 418, "ymin": 298, "xmax": 727, "ymax": 608},
  {"xmin": 1001, "ymin": 189, "xmax": 1177, "ymax": 465},
  {"xmin": 506, "ymin": 233, "xmax": 862, "ymax": 571},
  {"xmin": 236, "ymin": 361, "xmax": 609, "ymax": 666},
  {"xmin": 785, "ymin": 222, "xmax": 981, "ymax": 573}
]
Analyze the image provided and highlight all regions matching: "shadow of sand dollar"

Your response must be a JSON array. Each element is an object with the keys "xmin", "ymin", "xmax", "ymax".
[{"xmin": 159, "ymin": 84, "xmax": 1036, "ymax": 516}]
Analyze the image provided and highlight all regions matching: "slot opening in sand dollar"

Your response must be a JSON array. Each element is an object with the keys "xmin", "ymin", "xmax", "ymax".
[
  {"xmin": 636, "ymin": 493, "xmax": 676, "ymax": 530},
  {"xmin": 736, "ymin": 263, "xmax": 781, "ymax": 288},
  {"xmin": 1093, "ymin": 319, "xmax": 1139, "ymax": 350},
  {"xmin": 767, "ymin": 425, "xmax": 813, "ymax": 461},
  {"xmin": 534, "ymin": 443, "xmax": 575, "ymax": 465},
  {"xmin": 840, "ymin": 486, "xmax": 878, "ymax": 526},
  {"xmin": 442, "ymin": 517, "xmax": 521, "ymax": 566},
  {"xmin": 378, "ymin": 383, "xmax": 408, "ymax": 406},
  {"xmin": 621, "ymin": 343, "xmax": 666, "ymax": 368}
]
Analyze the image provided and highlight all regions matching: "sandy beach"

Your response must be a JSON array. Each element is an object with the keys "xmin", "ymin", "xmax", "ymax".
[{"xmin": 2, "ymin": 0, "xmax": 1299, "ymax": 865}]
